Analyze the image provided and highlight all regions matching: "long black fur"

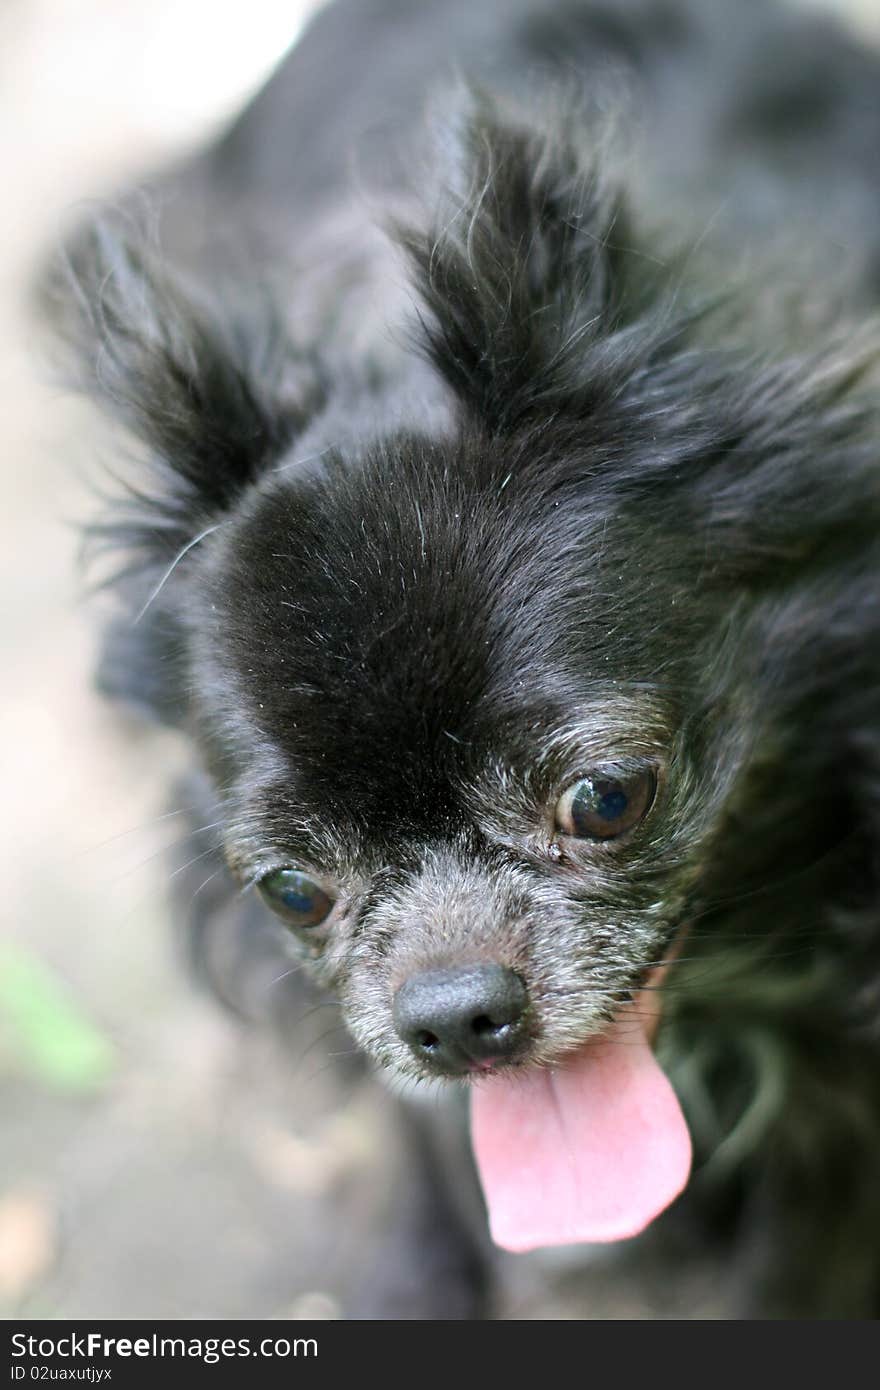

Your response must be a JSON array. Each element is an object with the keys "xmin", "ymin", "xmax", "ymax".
[{"xmin": 48, "ymin": 0, "xmax": 880, "ymax": 1317}]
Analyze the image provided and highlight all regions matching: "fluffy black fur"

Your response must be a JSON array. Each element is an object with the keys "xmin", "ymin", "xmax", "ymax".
[{"xmin": 50, "ymin": 0, "xmax": 880, "ymax": 1318}]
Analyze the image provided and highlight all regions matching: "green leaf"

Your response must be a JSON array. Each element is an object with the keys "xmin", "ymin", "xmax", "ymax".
[{"xmin": 0, "ymin": 943, "xmax": 116, "ymax": 1092}]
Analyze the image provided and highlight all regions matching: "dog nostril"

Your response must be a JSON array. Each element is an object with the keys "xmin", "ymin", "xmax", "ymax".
[
  {"xmin": 472, "ymin": 1014, "xmax": 501, "ymax": 1037},
  {"xmin": 416, "ymin": 1029, "xmax": 440, "ymax": 1051}
]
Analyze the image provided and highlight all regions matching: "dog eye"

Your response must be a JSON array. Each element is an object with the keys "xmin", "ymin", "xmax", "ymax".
[
  {"xmin": 257, "ymin": 868, "xmax": 335, "ymax": 930},
  {"xmin": 555, "ymin": 770, "xmax": 657, "ymax": 841}
]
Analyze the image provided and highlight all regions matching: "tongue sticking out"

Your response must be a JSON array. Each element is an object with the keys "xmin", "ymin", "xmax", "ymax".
[{"xmin": 470, "ymin": 1005, "xmax": 691, "ymax": 1251}]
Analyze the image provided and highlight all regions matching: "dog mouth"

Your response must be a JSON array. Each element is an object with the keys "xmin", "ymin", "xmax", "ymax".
[{"xmin": 469, "ymin": 950, "xmax": 692, "ymax": 1251}]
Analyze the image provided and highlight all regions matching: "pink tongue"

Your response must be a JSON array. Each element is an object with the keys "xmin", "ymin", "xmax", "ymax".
[{"xmin": 470, "ymin": 1011, "xmax": 692, "ymax": 1251}]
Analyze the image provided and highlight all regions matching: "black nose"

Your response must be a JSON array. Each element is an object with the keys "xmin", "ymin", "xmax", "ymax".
[{"xmin": 393, "ymin": 964, "xmax": 529, "ymax": 1074}]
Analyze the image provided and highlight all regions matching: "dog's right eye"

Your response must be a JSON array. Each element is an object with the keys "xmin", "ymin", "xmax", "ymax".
[{"xmin": 257, "ymin": 868, "xmax": 335, "ymax": 930}]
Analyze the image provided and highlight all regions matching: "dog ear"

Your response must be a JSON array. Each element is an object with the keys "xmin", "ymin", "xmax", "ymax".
[
  {"xmin": 49, "ymin": 216, "xmax": 320, "ymax": 584},
  {"xmin": 399, "ymin": 93, "xmax": 650, "ymax": 434},
  {"xmin": 46, "ymin": 216, "xmax": 321, "ymax": 721}
]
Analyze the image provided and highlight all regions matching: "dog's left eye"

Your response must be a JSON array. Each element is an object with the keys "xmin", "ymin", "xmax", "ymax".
[
  {"xmin": 555, "ymin": 769, "xmax": 657, "ymax": 841},
  {"xmin": 257, "ymin": 868, "xmax": 335, "ymax": 930}
]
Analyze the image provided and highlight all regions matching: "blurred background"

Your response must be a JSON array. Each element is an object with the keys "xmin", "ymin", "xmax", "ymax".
[{"xmin": 1, "ymin": 0, "xmax": 879, "ymax": 1321}]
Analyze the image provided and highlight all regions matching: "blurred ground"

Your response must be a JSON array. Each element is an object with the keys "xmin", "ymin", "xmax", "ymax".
[{"xmin": 1, "ymin": 0, "xmax": 878, "ymax": 1322}]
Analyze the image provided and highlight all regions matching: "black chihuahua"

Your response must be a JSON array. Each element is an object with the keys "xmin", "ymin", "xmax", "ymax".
[{"xmin": 50, "ymin": 0, "xmax": 880, "ymax": 1318}]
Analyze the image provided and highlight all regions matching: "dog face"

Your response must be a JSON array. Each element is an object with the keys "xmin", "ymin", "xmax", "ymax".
[
  {"xmin": 185, "ymin": 422, "xmax": 747, "ymax": 1082},
  {"xmin": 64, "ymin": 97, "xmax": 878, "ymax": 1094}
]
